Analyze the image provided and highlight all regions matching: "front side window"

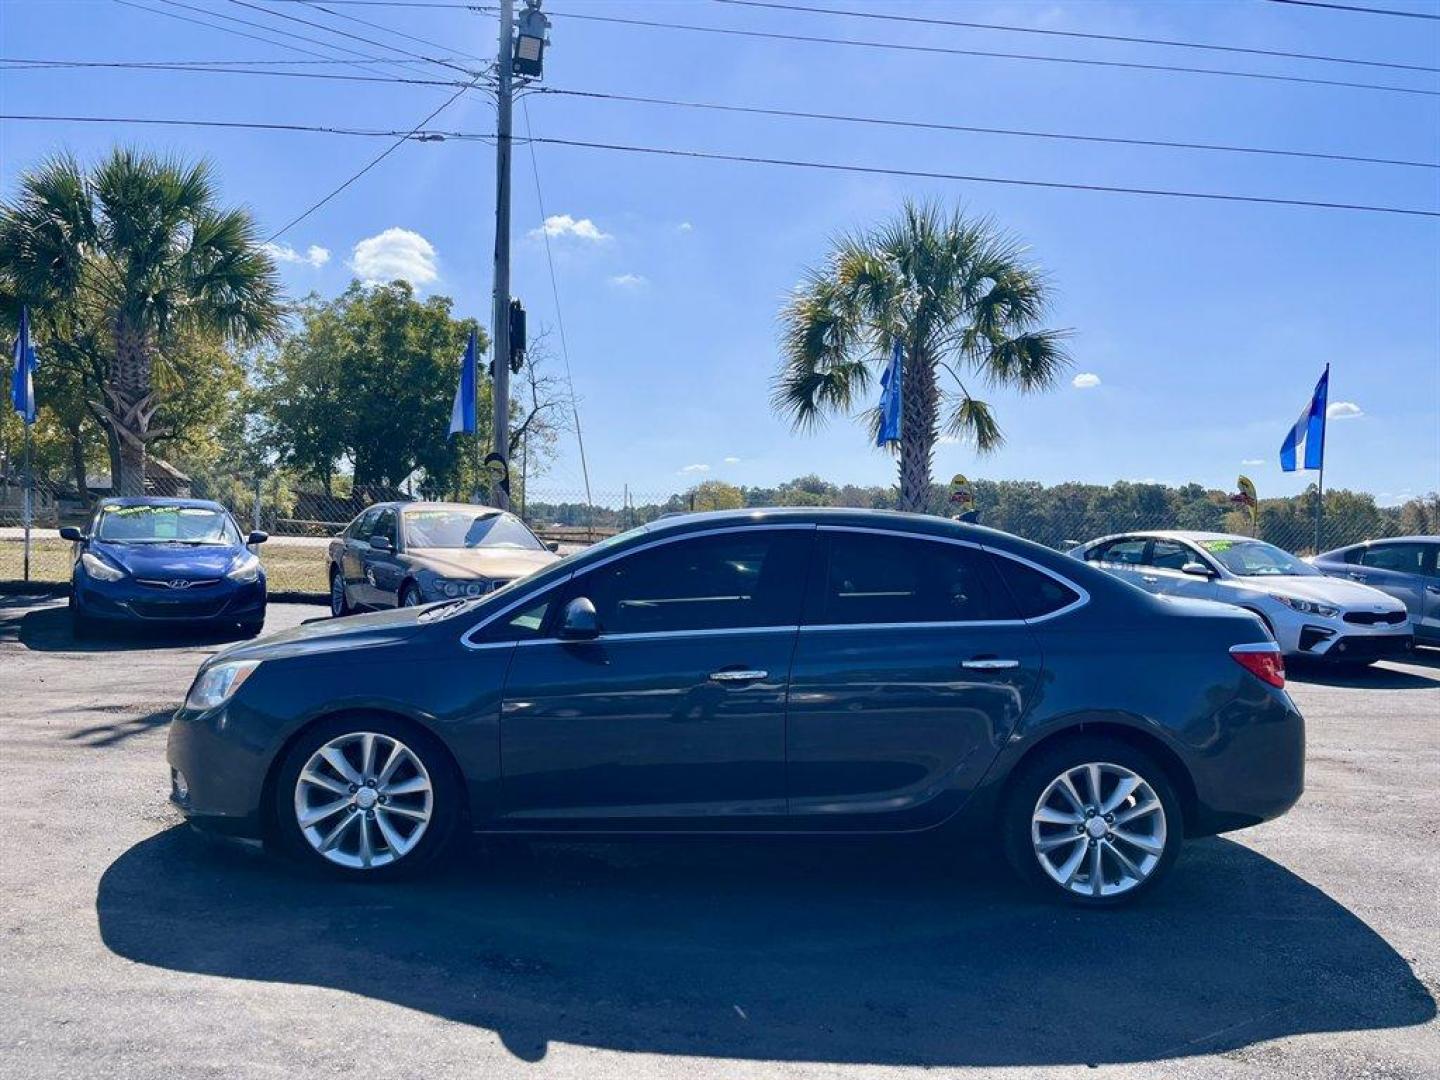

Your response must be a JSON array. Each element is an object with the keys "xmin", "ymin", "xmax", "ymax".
[
  {"xmin": 403, "ymin": 508, "xmax": 544, "ymax": 551},
  {"xmin": 1359, "ymin": 542, "xmax": 1429, "ymax": 574},
  {"xmin": 350, "ymin": 508, "xmax": 380, "ymax": 541},
  {"xmin": 1199, "ymin": 538, "xmax": 1318, "ymax": 577},
  {"xmin": 1148, "ymin": 539, "xmax": 1197, "ymax": 571},
  {"xmin": 571, "ymin": 530, "xmax": 810, "ymax": 635},
  {"xmin": 810, "ymin": 532, "xmax": 1013, "ymax": 625},
  {"xmin": 371, "ymin": 509, "xmax": 398, "ymax": 545},
  {"xmin": 96, "ymin": 504, "xmax": 239, "ymax": 545}
]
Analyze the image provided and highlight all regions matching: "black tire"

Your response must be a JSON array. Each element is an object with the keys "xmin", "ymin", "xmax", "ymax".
[
  {"xmin": 328, "ymin": 566, "xmax": 351, "ymax": 617},
  {"xmin": 70, "ymin": 597, "xmax": 98, "ymax": 639},
  {"xmin": 399, "ymin": 581, "xmax": 423, "ymax": 608},
  {"xmin": 238, "ymin": 615, "xmax": 265, "ymax": 638},
  {"xmin": 271, "ymin": 714, "xmax": 462, "ymax": 881},
  {"xmin": 1001, "ymin": 734, "xmax": 1184, "ymax": 908}
]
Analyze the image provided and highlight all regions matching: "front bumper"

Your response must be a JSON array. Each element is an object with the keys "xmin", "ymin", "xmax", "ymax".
[
  {"xmin": 77, "ymin": 578, "xmax": 266, "ymax": 623},
  {"xmin": 167, "ymin": 702, "xmax": 270, "ymax": 838},
  {"xmin": 1271, "ymin": 606, "xmax": 1412, "ymax": 661}
]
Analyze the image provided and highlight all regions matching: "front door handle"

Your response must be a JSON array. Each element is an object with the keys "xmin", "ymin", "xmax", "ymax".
[
  {"xmin": 1426, "ymin": 585, "xmax": 1440, "ymax": 596},
  {"xmin": 708, "ymin": 669, "xmax": 768, "ymax": 683},
  {"xmin": 1140, "ymin": 574, "xmax": 1159, "ymax": 584},
  {"xmin": 962, "ymin": 658, "xmax": 1020, "ymax": 670}
]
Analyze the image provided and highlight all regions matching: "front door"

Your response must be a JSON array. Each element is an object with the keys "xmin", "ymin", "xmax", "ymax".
[
  {"xmin": 360, "ymin": 507, "xmax": 404, "ymax": 607},
  {"xmin": 497, "ymin": 527, "xmax": 814, "ymax": 824},
  {"xmin": 341, "ymin": 508, "xmax": 379, "ymax": 604},
  {"xmin": 785, "ymin": 528, "xmax": 1048, "ymax": 830},
  {"xmin": 1144, "ymin": 538, "xmax": 1218, "ymax": 601}
]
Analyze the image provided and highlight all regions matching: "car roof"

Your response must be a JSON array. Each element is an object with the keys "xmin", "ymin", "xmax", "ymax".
[
  {"xmin": 395, "ymin": 501, "xmax": 510, "ymax": 514},
  {"xmin": 1089, "ymin": 530, "xmax": 1249, "ymax": 545},
  {"xmin": 98, "ymin": 496, "xmax": 227, "ymax": 512}
]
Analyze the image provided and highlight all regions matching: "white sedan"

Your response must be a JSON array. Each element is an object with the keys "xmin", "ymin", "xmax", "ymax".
[{"xmin": 1068, "ymin": 531, "xmax": 1412, "ymax": 666}]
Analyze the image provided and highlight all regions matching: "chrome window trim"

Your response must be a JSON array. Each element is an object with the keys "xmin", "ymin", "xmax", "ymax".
[
  {"xmin": 514, "ymin": 625, "xmax": 801, "ymax": 648},
  {"xmin": 813, "ymin": 524, "xmax": 1090, "ymax": 626},
  {"xmin": 458, "ymin": 523, "xmax": 815, "ymax": 651}
]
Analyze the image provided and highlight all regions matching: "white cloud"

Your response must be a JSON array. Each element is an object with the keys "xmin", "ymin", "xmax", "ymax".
[
  {"xmin": 677, "ymin": 221, "xmax": 694, "ymax": 233},
  {"xmin": 350, "ymin": 228, "xmax": 437, "ymax": 287},
  {"xmin": 723, "ymin": 455, "xmax": 741, "ymax": 464},
  {"xmin": 262, "ymin": 242, "xmax": 330, "ymax": 269},
  {"xmin": 679, "ymin": 463, "xmax": 710, "ymax": 475},
  {"xmin": 1072, "ymin": 372, "xmax": 1101, "ymax": 389},
  {"xmin": 1240, "ymin": 458, "xmax": 1264, "ymax": 466},
  {"xmin": 1327, "ymin": 401, "xmax": 1363, "ymax": 420},
  {"xmin": 530, "ymin": 214, "xmax": 610, "ymax": 242},
  {"xmin": 608, "ymin": 273, "xmax": 648, "ymax": 288}
]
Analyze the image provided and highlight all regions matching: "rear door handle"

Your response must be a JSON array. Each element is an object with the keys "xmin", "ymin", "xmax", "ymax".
[
  {"xmin": 708, "ymin": 669, "xmax": 768, "ymax": 683},
  {"xmin": 962, "ymin": 658, "xmax": 1020, "ymax": 670}
]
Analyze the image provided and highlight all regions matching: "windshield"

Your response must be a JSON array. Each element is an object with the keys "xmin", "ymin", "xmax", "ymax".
[
  {"xmin": 96, "ymin": 505, "xmax": 240, "ymax": 545},
  {"xmin": 1200, "ymin": 538, "xmax": 1319, "ymax": 577},
  {"xmin": 402, "ymin": 509, "xmax": 544, "ymax": 551}
]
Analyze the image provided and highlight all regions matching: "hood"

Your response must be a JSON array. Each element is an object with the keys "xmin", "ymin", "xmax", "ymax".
[
  {"xmin": 211, "ymin": 605, "xmax": 426, "ymax": 665},
  {"xmin": 93, "ymin": 540, "xmax": 246, "ymax": 581},
  {"xmin": 407, "ymin": 547, "xmax": 557, "ymax": 581},
  {"xmin": 1229, "ymin": 575, "xmax": 1406, "ymax": 611}
]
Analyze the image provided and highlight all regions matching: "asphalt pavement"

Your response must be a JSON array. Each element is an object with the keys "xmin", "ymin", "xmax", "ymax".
[{"xmin": 1, "ymin": 596, "xmax": 1436, "ymax": 1080}]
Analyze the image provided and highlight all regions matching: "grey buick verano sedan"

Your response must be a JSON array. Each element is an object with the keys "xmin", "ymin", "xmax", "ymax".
[{"xmin": 172, "ymin": 509, "xmax": 1304, "ymax": 907}]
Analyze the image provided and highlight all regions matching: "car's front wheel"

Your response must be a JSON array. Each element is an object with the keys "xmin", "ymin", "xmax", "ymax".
[
  {"xmin": 1002, "ymin": 736, "xmax": 1183, "ymax": 907},
  {"xmin": 273, "ymin": 717, "xmax": 461, "ymax": 879},
  {"xmin": 328, "ymin": 567, "xmax": 351, "ymax": 617}
]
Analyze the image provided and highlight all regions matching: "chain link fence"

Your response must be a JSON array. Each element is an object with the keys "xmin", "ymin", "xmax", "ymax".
[{"xmin": 3, "ymin": 471, "xmax": 1435, "ymax": 598}]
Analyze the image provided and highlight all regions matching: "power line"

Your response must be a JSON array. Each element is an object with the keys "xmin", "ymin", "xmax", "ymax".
[
  {"xmin": 0, "ymin": 58, "xmax": 473, "ymax": 88},
  {"xmin": 519, "ymin": 96, "xmax": 594, "ymax": 529},
  {"xmin": 1264, "ymin": 0, "xmax": 1440, "ymax": 19},
  {"xmin": 521, "ymin": 134, "xmax": 1440, "ymax": 218},
  {"xmin": 711, "ymin": 0, "xmax": 1440, "ymax": 74},
  {"xmin": 293, "ymin": 0, "xmax": 489, "ymax": 64},
  {"xmin": 538, "ymin": 85, "xmax": 1437, "ymax": 170},
  {"xmin": 266, "ymin": 72, "xmax": 485, "ymax": 240},
  {"xmin": 0, "ymin": 112, "xmax": 498, "ymax": 141},
  {"xmin": 537, "ymin": 7, "xmax": 1440, "ymax": 97},
  {"xmin": 224, "ymin": 0, "xmax": 481, "ymax": 76},
  {"xmin": 0, "ymin": 55, "xmax": 464, "ymax": 67}
]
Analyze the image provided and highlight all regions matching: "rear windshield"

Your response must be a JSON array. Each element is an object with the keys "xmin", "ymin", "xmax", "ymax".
[{"xmin": 96, "ymin": 505, "xmax": 239, "ymax": 545}]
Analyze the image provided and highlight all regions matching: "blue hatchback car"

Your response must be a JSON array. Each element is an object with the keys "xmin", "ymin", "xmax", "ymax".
[{"xmin": 61, "ymin": 498, "xmax": 269, "ymax": 637}]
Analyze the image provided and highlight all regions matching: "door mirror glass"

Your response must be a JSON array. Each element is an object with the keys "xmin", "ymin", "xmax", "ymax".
[
  {"xmin": 369, "ymin": 534, "xmax": 393, "ymax": 553},
  {"xmin": 558, "ymin": 596, "xmax": 599, "ymax": 640},
  {"xmin": 546, "ymin": 540, "xmax": 561, "ymax": 553},
  {"xmin": 1181, "ymin": 561, "xmax": 1213, "ymax": 578},
  {"xmin": 246, "ymin": 530, "xmax": 269, "ymax": 546},
  {"xmin": 58, "ymin": 526, "xmax": 84, "ymax": 542}
]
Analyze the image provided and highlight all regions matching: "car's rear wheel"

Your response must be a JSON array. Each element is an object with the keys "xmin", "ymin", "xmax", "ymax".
[
  {"xmin": 1002, "ymin": 736, "xmax": 1183, "ymax": 907},
  {"xmin": 273, "ymin": 717, "xmax": 461, "ymax": 879},
  {"xmin": 329, "ymin": 567, "xmax": 351, "ymax": 617}
]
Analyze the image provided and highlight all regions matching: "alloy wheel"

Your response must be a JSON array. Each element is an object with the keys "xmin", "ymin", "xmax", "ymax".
[
  {"xmin": 1030, "ymin": 761, "xmax": 1167, "ymax": 899},
  {"xmin": 329, "ymin": 572, "xmax": 347, "ymax": 616},
  {"xmin": 292, "ymin": 731, "xmax": 434, "ymax": 870}
]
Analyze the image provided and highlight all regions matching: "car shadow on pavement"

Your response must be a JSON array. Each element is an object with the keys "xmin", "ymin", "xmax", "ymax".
[
  {"xmin": 96, "ymin": 827, "xmax": 1434, "ymax": 1068},
  {"xmin": 0, "ymin": 600, "xmax": 250, "ymax": 653},
  {"xmin": 1287, "ymin": 657, "xmax": 1440, "ymax": 690}
]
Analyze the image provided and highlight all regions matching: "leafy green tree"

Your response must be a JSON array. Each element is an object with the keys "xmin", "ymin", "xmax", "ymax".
[
  {"xmin": 0, "ymin": 149, "xmax": 282, "ymax": 494},
  {"xmin": 774, "ymin": 201, "xmax": 1070, "ymax": 511}
]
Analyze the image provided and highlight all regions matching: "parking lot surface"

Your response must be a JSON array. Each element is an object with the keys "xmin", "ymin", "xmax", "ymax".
[{"xmin": 2, "ymin": 596, "xmax": 1436, "ymax": 1080}]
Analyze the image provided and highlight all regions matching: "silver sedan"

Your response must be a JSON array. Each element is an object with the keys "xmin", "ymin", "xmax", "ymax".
[{"xmin": 1068, "ymin": 531, "xmax": 1412, "ymax": 666}]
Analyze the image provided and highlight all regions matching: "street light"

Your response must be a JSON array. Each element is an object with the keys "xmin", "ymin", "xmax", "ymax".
[{"xmin": 513, "ymin": 0, "xmax": 550, "ymax": 78}]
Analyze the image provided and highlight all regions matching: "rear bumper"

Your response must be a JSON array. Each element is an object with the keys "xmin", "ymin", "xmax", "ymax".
[{"xmin": 1186, "ymin": 686, "xmax": 1306, "ymax": 837}]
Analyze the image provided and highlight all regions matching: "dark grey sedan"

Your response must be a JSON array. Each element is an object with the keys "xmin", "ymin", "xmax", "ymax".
[
  {"xmin": 1313, "ymin": 537, "xmax": 1440, "ymax": 645},
  {"xmin": 326, "ymin": 501, "xmax": 559, "ymax": 614},
  {"xmin": 171, "ymin": 508, "xmax": 1304, "ymax": 907}
]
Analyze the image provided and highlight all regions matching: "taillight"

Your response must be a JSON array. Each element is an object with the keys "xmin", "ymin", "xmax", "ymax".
[{"xmin": 1230, "ymin": 643, "xmax": 1285, "ymax": 688}]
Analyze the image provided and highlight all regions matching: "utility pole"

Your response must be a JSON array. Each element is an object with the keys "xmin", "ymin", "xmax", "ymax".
[{"xmin": 489, "ymin": 0, "xmax": 515, "ymax": 510}]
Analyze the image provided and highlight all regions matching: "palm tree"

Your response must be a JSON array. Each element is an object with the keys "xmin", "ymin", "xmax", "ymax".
[
  {"xmin": 774, "ymin": 201, "xmax": 1070, "ymax": 513},
  {"xmin": 0, "ymin": 149, "xmax": 281, "ymax": 494}
]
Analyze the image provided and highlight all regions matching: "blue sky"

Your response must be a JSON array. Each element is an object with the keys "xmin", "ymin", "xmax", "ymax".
[{"xmin": 3, "ymin": 0, "xmax": 1438, "ymax": 505}]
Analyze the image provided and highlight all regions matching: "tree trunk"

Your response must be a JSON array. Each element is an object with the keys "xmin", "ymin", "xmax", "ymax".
[
  {"xmin": 68, "ymin": 428, "xmax": 90, "ymax": 509},
  {"xmin": 896, "ymin": 341, "xmax": 939, "ymax": 513},
  {"xmin": 109, "ymin": 317, "xmax": 155, "ymax": 497}
]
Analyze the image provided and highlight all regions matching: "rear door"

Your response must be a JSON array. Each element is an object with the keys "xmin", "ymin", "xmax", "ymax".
[
  {"xmin": 784, "ymin": 528, "xmax": 1050, "ymax": 830},
  {"xmin": 497, "ymin": 526, "xmax": 813, "ymax": 823}
]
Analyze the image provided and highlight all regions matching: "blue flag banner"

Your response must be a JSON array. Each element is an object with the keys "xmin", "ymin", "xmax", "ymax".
[
  {"xmin": 448, "ymin": 329, "xmax": 478, "ymax": 438},
  {"xmin": 876, "ymin": 339, "xmax": 903, "ymax": 446},
  {"xmin": 11, "ymin": 305, "xmax": 38, "ymax": 425},
  {"xmin": 1279, "ymin": 365, "xmax": 1329, "ymax": 473}
]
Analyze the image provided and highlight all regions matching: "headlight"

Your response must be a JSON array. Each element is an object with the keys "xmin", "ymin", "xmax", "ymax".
[
  {"xmin": 435, "ymin": 578, "xmax": 490, "ymax": 599},
  {"xmin": 185, "ymin": 660, "xmax": 260, "ymax": 711},
  {"xmin": 81, "ymin": 552, "xmax": 126, "ymax": 582},
  {"xmin": 1270, "ymin": 594, "xmax": 1340, "ymax": 619},
  {"xmin": 227, "ymin": 555, "xmax": 261, "ymax": 583}
]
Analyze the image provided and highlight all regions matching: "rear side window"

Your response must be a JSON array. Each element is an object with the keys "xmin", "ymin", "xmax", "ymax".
[
  {"xmin": 992, "ymin": 556, "xmax": 1082, "ymax": 619},
  {"xmin": 808, "ymin": 532, "xmax": 1013, "ymax": 625},
  {"xmin": 571, "ymin": 530, "xmax": 811, "ymax": 635}
]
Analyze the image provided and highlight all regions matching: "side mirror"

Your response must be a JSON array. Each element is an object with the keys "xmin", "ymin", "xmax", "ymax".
[
  {"xmin": 369, "ymin": 534, "xmax": 393, "ymax": 553},
  {"xmin": 557, "ymin": 596, "xmax": 599, "ymax": 640},
  {"xmin": 546, "ymin": 540, "xmax": 561, "ymax": 553},
  {"xmin": 1181, "ymin": 561, "xmax": 1213, "ymax": 578},
  {"xmin": 58, "ymin": 526, "xmax": 85, "ymax": 542},
  {"xmin": 246, "ymin": 530, "xmax": 269, "ymax": 546}
]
